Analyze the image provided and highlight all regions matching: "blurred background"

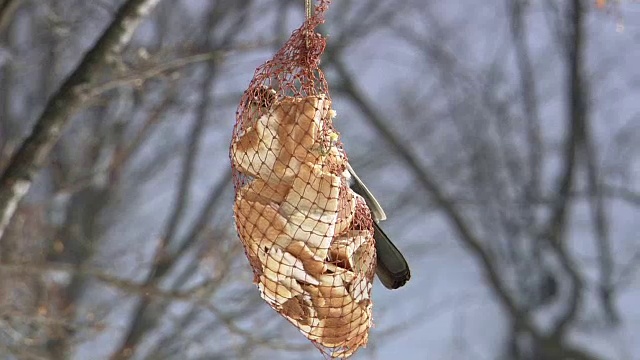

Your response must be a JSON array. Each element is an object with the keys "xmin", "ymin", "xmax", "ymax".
[{"xmin": 0, "ymin": 0, "xmax": 639, "ymax": 359}]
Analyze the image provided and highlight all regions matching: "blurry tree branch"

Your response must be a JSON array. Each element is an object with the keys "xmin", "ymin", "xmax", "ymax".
[
  {"xmin": 603, "ymin": 185, "xmax": 640, "ymax": 207},
  {"xmin": 0, "ymin": 0, "xmax": 161, "ymax": 241},
  {"xmin": 86, "ymin": 40, "xmax": 275, "ymax": 99},
  {"xmin": 506, "ymin": 0, "xmax": 542, "ymax": 199},
  {"xmin": 108, "ymin": 87, "xmax": 178, "ymax": 185},
  {"xmin": 0, "ymin": 0, "xmax": 21, "ymax": 35},
  {"xmin": 0, "ymin": 260, "xmax": 307, "ymax": 351},
  {"xmin": 110, "ymin": 2, "xmax": 251, "ymax": 358},
  {"xmin": 0, "ymin": 261, "xmax": 210, "ymax": 301},
  {"xmin": 328, "ymin": 2, "xmax": 408, "ymax": 51},
  {"xmin": 85, "ymin": 52, "xmax": 219, "ymax": 98}
]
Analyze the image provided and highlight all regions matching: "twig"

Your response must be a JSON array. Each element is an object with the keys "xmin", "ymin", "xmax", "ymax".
[
  {"xmin": 84, "ymin": 52, "xmax": 218, "ymax": 98},
  {"xmin": 0, "ymin": 261, "xmax": 214, "ymax": 303},
  {"xmin": 506, "ymin": 0, "xmax": 543, "ymax": 200},
  {"xmin": 548, "ymin": 0, "xmax": 586, "ymax": 337}
]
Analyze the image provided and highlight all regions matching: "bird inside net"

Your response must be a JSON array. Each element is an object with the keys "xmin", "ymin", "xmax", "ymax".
[{"xmin": 229, "ymin": 0, "xmax": 377, "ymax": 358}]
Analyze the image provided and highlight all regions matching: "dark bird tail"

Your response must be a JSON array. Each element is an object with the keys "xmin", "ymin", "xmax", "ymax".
[{"xmin": 373, "ymin": 221, "xmax": 411, "ymax": 289}]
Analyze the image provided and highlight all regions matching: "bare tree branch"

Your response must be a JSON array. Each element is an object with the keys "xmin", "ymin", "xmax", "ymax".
[
  {"xmin": 85, "ymin": 41, "xmax": 276, "ymax": 99},
  {"xmin": 547, "ymin": 0, "xmax": 586, "ymax": 338},
  {"xmin": 0, "ymin": 0, "xmax": 22, "ymax": 35},
  {"xmin": 0, "ymin": 0, "xmax": 161, "ymax": 241},
  {"xmin": 506, "ymin": 0, "xmax": 542, "ymax": 199},
  {"xmin": 110, "ymin": 3, "xmax": 251, "ymax": 358}
]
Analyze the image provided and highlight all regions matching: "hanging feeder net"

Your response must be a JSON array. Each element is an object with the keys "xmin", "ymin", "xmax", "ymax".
[{"xmin": 229, "ymin": 1, "xmax": 376, "ymax": 358}]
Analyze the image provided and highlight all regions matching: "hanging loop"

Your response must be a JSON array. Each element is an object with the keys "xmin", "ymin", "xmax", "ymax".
[
  {"xmin": 305, "ymin": 0, "xmax": 313, "ymax": 20},
  {"xmin": 304, "ymin": 0, "xmax": 314, "ymax": 48}
]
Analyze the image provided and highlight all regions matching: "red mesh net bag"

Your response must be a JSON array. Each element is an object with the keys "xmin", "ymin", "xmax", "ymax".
[{"xmin": 229, "ymin": 1, "xmax": 376, "ymax": 358}]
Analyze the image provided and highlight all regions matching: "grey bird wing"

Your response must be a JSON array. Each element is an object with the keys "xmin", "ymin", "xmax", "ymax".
[
  {"xmin": 372, "ymin": 221, "xmax": 411, "ymax": 289},
  {"xmin": 346, "ymin": 164, "xmax": 410, "ymax": 289},
  {"xmin": 346, "ymin": 163, "xmax": 386, "ymax": 222}
]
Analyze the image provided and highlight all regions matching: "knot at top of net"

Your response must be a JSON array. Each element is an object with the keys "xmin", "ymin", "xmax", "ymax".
[
  {"xmin": 248, "ymin": 1, "xmax": 331, "ymax": 96},
  {"xmin": 275, "ymin": 3, "xmax": 328, "ymax": 71},
  {"xmin": 295, "ymin": 0, "xmax": 330, "ymax": 68}
]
